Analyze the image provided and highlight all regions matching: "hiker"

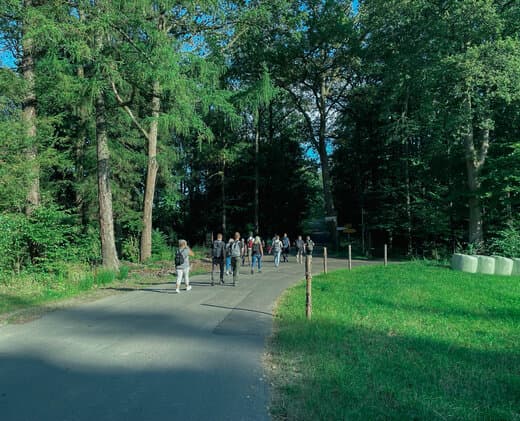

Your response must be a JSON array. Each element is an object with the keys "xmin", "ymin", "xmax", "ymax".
[
  {"xmin": 241, "ymin": 237, "xmax": 247, "ymax": 266},
  {"xmin": 175, "ymin": 239, "xmax": 194, "ymax": 293},
  {"xmin": 211, "ymin": 233, "xmax": 226, "ymax": 286},
  {"xmin": 282, "ymin": 233, "xmax": 291, "ymax": 262},
  {"xmin": 246, "ymin": 233, "xmax": 254, "ymax": 265},
  {"xmin": 251, "ymin": 236, "xmax": 264, "ymax": 274},
  {"xmin": 272, "ymin": 235, "xmax": 283, "ymax": 267},
  {"xmin": 225, "ymin": 238, "xmax": 233, "ymax": 275},
  {"xmin": 230, "ymin": 232, "xmax": 242, "ymax": 286},
  {"xmin": 295, "ymin": 235, "xmax": 305, "ymax": 264},
  {"xmin": 305, "ymin": 235, "xmax": 315, "ymax": 257}
]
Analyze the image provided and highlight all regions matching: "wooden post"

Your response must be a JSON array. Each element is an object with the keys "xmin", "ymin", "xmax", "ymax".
[
  {"xmin": 384, "ymin": 244, "xmax": 388, "ymax": 267},
  {"xmin": 305, "ymin": 255, "xmax": 312, "ymax": 320},
  {"xmin": 348, "ymin": 244, "xmax": 352, "ymax": 271},
  {"xmin": 323, "ymin": 247, "xmax": 328, "ymax": 274}
]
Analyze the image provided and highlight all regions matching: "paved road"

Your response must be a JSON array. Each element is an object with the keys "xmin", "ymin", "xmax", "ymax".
[{"xmin": 0, "ymin": 257, "xmax": 373, "ymax": 421}]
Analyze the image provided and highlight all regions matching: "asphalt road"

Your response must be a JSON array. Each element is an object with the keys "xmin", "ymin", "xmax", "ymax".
[{"xmin": 0, "ymin": 257, "xmax": 373, "ymax": 421}]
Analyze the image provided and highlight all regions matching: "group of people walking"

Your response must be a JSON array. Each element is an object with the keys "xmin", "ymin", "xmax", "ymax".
[{"xmin": 173, "ymin": 232, "xmax": 315, "ymax": 293}]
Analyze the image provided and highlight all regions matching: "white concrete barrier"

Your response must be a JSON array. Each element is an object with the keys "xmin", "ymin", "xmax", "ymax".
[
  {"xmin": 494, "ymin": 256, "xmax": 513, "ymax": 276},
  {"xmin": 451, "ymin": 254, "xmax": 478, "ymax": 273},
  {"xmin": 512, "ymin": 258, "xmax": 520, "ymax": 276},
  {"xmin": 476, "ymin": 255, "xmax": 495, "ymax": 275}
]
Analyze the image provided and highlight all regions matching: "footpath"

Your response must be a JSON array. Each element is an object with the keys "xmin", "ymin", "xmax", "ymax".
[{"xmin": 0, "ymin": 257, "xmax": 374, "ymax": 421}]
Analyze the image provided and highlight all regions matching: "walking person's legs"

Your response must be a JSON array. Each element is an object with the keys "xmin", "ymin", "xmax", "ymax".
[
  {"xmin": 251, "ymin": 254, "xmax": 256, "ymax": 274},
  {"xmin": 231, "ymin": 257, "xmax": 239, "ymax": 286},
  {"xmin": 219, "ymin": 259, "xmax": 225, "ymax": 283},
  {"xmin": 274, "ymin": 251, "xmax": 281, "ymax": 267},
  {"xmin": 258, "ymin": 255, "xmax": 262, "ymax": 272},
  {"xmin": 185, "ymin": 267, "xmax": 191, "ymax": 291},
  {"xmin": 176, "ymin": 269, "xmax": 184, "ymax": 293},
  {"xmin": 211, "ymin": 258, "xmax": 216, "ymax": 285},
  {"xmin": 226, "ymin": 256, "xmax": 231, "ymax": 275}
]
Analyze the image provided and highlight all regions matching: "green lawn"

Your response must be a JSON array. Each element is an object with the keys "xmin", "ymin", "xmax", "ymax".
[{"xmin": 269, "ymin": 262, "xmax": 520, "ymax": 420}]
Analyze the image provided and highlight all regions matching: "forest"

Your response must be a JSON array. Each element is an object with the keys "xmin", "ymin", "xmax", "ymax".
[{"xmin": 0, "ymin": 0, "xmax": 519, "ymax": 280}]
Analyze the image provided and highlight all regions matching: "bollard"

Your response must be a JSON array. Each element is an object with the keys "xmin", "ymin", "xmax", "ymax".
[
  {"xmin": 323, "ymin": 247, "xmax": 328, "ymax": 274},
  {"xmin": 384, "ymin": 244, "xmax": 388, "ymax": 267},
  {"xmin": 305, "ymin": 254, "xmax": 312, "ymax": 320},
  {"xmin": 348, "ymin": 244, "xmax": 352, "ymax": 271}
]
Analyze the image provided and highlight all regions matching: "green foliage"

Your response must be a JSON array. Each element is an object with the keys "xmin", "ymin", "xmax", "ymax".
[
  {"xmin": 488, "ymin": 222, "xmax": 520, "ymax": 258},
  {"xmin": 151, "ymin": 229, "xmax": 171, "ymax": 261},
  {"xmin": 122, "ymin": 236, "xmax": 140, "ymax": 263},
  {"xmin": 117, "ymin": 265, "xmax": 130, "ymax": 281},
  {"xmin": 94, "ymin": 270, "xmax": 116, "ymax": 286},
  {"xmin": 271, "ymin": 263, "xmax": 520, "ymax": 420}
]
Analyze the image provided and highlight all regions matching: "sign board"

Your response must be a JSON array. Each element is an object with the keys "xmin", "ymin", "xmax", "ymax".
[
  {"xmin": 344, "ymin": 228, "xmax": 357, "ymax": 234},
  {"xmin": 324, "ymin": 216, "xmax": 337, "ymax": 223}
]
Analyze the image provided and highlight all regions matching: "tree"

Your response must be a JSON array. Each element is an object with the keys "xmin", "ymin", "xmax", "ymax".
[{"xmin": 270, "ymin": 0, "xmax": 361, "ymax": 245}]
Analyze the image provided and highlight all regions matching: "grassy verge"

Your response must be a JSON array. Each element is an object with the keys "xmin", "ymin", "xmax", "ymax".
[
  {"xmin": 268, "ymin": 262, "xmax": 520, "ymax": 420},
  {"xmin": 0, "ymin": 265, "xmax": 131, "ymax": 317}
]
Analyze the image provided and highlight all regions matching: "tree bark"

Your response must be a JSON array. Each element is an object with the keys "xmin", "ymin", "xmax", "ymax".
[
  {"xmin": 139, "ymin": 81, "xmax": 160, "ymax": 262},
  {"xmin": 463, "ymin": 94, "xmax": 488, "ymax": 245},
  {"xmin": 254, "ymin": 110, "xmax": 261, "ymax": 235},
  {"xmin": 221, "ymin": 161, "xmax": 226, "ymax": 234},
  {"xmin": 22, "ymin": 0, "xmax": 39, "ymax": 215},
  {"xmin": 96, "ymin": 92, "xmax": 120, "ymax": 270},
  {"xmin": 318, "ymin": 81, "xmax": 338, "ymax": 247}
]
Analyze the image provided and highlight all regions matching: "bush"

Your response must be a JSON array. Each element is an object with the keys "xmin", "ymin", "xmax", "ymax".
[
  {"xmin": 118, "ymin": 265, "xmax": 130, "ymax": 280},
  {"xmin": 488, "ymin": 222, "xmax": 520, "ymax": 258},
  {"xmin": 151, "ymin": 229, "xmax": 171, "ymax": 261},
  {"xmin": 95, "ymin": 270, "xmax": 117, "ymax": 286},
  {"xmin": 122, "ymin": 236, "xmax": 140, "ymax": 263},
  {"xmin": 0, "ymin": 206, "xmax": 100, "ymax": 275}
]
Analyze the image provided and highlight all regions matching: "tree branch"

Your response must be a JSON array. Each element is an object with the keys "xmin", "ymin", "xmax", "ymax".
[{"xmin": 110, "ymin": 79, "xmax": 149, "ymax": 141}]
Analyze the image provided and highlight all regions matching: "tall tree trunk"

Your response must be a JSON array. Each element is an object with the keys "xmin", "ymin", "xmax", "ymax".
[
  {"xmin": 221, "ymin": 161, "xmax": 226, "ymax": 234},
  {"xmin": 96, "ymin": 92, "xmax": 119, "ymax": 270},
  {"xmin": 75, "ymin": 65, "xmax": 89, "ymax": 229},
  {"xmin": 404, "ymin": 140, "xmax": 413, "ymax": 256},
  {"xmin": 140, "ymin": 81, "xmax": 160, "ymax": 262},
  {"xmin": 318, "ymin": 81, "xmax": 337, "ymax": 247},
  {"xmin": 463, "ymin": 94, "xmax": 488, "ymax": 245},
  {"xmin": 22, "ymin": 0, "xmax": 39, "ymax": 215},
  {"xmin": 402, "ymin": 91, "xmax": 413, "ymax": 255},
  {"xmin": 254, "ymin": 110, "xmax": 261, "ymax": 235},
  {"xmin": 464, "ymin": 128, "xmax": 488, "ymax": 245}
]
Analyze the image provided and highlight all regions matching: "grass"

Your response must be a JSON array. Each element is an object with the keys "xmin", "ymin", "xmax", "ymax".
[
  {"xmin": 0, "ymin": 264, "xmax": 131, "ymax": 317},
  {"xmin": 269, "ymin": 261, "xmax": 520, "ymax": 420}
]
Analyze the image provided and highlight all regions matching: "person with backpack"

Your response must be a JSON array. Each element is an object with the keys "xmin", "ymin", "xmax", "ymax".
[
  {"xmin": 250, "ymin": 236, "xmax": 264, "ymax": 274},
  {"xmin": 272, "ymin": 235, "xmax": 283, "ymax": 268},
  {"xmin": 305, "ymin": 235, "xmax": 315, "ymax": 257},
  {"xmin": 241, "ymin": 238, "xmax": 247, "ymax": 266},
  {"xmin": 246, "ymin": 233, "xmax": 254, "ymax": 265},
  {"xmin": 230, "ymin": 232, "xmax": 242, "ymax": 286},
  {"xmin": 282, "ymin": 233, "xmax": 291, "ymax": 263},
  {"xmin": 295, "ymin": 235, "xmax": 305, "ymax": 264},
  {"xmin": 225, "ymin": 238, "xmax": 233, "ymax": 275},
  {"xmin": 175, "ymin": 239, "xmax": 194, "ymax": 293},
  {"xmin": 211, "ymin": 233, "xmax": 226, "ymax": 286}
]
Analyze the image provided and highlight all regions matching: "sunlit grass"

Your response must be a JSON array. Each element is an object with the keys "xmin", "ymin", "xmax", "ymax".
[
  {"xmin": 0, "ymin": 264, "xmax": 131, "ymax": 316},
  {"xmin": 269, "ymin": 262, "xmax": 520, "ymax": 420}
]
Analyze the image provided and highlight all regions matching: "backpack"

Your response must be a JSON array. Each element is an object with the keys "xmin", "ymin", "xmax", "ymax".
[
  {"xmin": 175, "ymin": 248, "xmax": 185, "ymax": 266},
  {"xmin": 248, "ymin": 239, "xmax": 254, "ymax": 248},
  {"xmin": 273, "ymin": 239, "xmax": 282, "ymax": 252},
  {"xmin": 305, "ymin": 240, "xmax": 314, "ymax": 254},
  {"xmin": 252, "ymin": 242, "xmax": 261, "ymax": 254},
  {"xmin": 231, "ymin": 240, "xmax": 242, "ymax": 257},
  {"xmin": 212, "ymin": 240, "xmax": 224, "ymax": 258}
]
